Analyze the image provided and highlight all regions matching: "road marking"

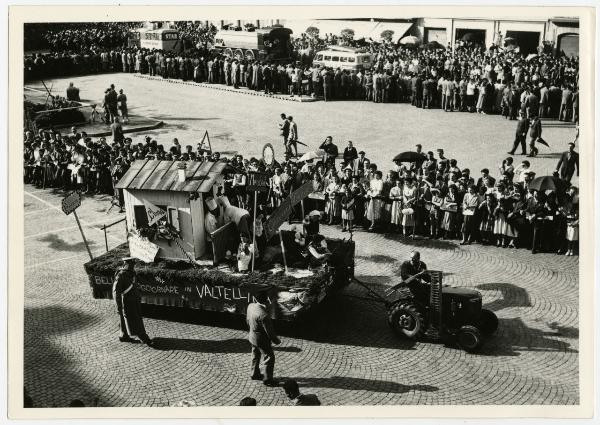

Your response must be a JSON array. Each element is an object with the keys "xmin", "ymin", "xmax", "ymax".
[{"xmin": 24, "ymin": 190, "xmax": 124, "ymax": 242}]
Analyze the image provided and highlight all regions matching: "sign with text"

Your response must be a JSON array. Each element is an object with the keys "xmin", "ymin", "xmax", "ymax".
[
  {"xmin": 247, "ymin": 171, "xmax": 270, "ymax": 192},
  {"xmin": 143, "ymin": 199, "xmax": 167, "ymax": 226},
  {"xmin": 264, "ymin": 181, "xmax": 313, "ymax": 240},
  {"xmin": 61, "ymin": 191, "xmax": 81, "ymax": 215},
  {"xmin": 129, "ymin": 234, "xmax": 160, "ymax": 263}
]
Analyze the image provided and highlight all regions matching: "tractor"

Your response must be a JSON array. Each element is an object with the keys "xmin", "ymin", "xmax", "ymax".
[{"xmin": 354, "ymin": 270, "xmax": 498, "ymax": 352}]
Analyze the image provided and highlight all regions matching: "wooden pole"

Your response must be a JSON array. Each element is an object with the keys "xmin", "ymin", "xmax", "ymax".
[
  {"xmin": 251, "ymin": 191, "xmax": 257, "ymax": 272},
  {"xmin": 73, "ymin": 210, "xmax": 93, "ymax": 260},
  {"xmin": 102, "ymin": 226, "xmax": 109, "ymax": 252},
  {"xmin": 278, "ymin": 230, "xmax": 288, "ymax": 273}
]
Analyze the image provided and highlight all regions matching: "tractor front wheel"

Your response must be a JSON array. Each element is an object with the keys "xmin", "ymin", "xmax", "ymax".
[
  {"xmin": 388, "ymin": 303, "xmax": 426, "ymax": 339},
  {"xmin": 478, "ymin": 309, "xmax": 499, "ymax": 335},
  {"xmin": 457, "ymin": 325, "xmax": 483, "ymax": 352}
]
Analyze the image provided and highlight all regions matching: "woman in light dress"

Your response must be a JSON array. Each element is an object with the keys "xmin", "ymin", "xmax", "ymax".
[
  {"xmin": 366, "ymin": 171, "xmax": 384, "ymax": 231},
  {"xmin": 325, "ymin": 175, "xmax": 342, "ymax": 225},
  {"xmin": 389, "ymin": 179, "xmax": 403, "ymax": 232},
  {"xmin": 402, "ymin": 177, "xmax": 417, "ymax": 237}
]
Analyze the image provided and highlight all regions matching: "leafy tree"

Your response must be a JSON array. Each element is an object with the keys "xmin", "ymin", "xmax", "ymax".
[
  {"xmin": 380, "ymin": 30, "xmax": 395, "ymax": 42},
  {"xmin": 340, "ymin": 28, "xmax": 355, "ymax": 44},
  {"xmin": 305, "ymin": 26, "xmax": 320, "ymax": 39}
]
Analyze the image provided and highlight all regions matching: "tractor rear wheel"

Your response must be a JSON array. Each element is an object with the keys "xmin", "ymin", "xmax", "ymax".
[
  {"xmin": 478, "ymin": 309, "xmax": 499, "ymax": 335},
  {"xmin": 457, "ymin": 325, "xmax": 483, "ymax": 352},
  {"xmin": 388, "ymin": 303, "xmax": 426, "ymax": 339}
]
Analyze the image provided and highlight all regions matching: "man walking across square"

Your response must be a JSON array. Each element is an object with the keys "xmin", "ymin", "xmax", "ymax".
[
  {"xmin": 247, "ymin": 289, "xmax": 280, "ymax": 387},
  {"xmin": 508, "ymin": 112, "xmax": 529, "ymax": 155}
]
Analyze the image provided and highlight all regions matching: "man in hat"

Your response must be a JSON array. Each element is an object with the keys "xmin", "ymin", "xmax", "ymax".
[
  {"xmin": 282, "ymin": 379, "xmax": 321, "ymax": 406},
  {"xmin": 112, "ymin": 257, "xmax": 154, "ymax": 347},
  {"xmin": 555, "ymin": 142, "xmax": 579, "ymax": 183},
  {"xmin": 204, "ymin": 197, "xmax": 222, "ymax": 248},
  {"xmin": 246, "ymin": 289, "xmax": 280, "ymax": 386}
]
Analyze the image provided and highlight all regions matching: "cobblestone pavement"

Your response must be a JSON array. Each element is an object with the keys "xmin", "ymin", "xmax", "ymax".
[{"xmin": 23, "ymin": 74, "xmax": 579, "ymax": 407}]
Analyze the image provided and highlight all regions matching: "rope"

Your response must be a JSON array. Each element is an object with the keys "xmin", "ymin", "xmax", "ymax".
[{"xmin": 172, "ymin": 234, "xmax": 199, "ymax": 268}]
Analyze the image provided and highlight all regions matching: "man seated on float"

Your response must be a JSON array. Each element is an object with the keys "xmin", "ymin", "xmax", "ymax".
[{"xmin": 217, "ymin": 194, "xmax": 252, "ymax": 240}]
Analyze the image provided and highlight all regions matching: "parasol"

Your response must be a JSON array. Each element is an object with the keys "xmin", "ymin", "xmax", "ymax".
[
  {"xmin": 528, "ymin": 175, "xmax": 569, "ymax": 192},
  {"xmin": 526, "ymin": 53, "xmax": 539, "ymax": 61},
  {"xmin": 399, "ymin": 36, "xmax": 420, "ymax": 46},
  {"xmin": 393, "ymin": 151, "xmax": 424, "ymax": 163},
  {"xmin": 504, "ymin": 37, "xmax": 517, "ymax": 45},
  {"xmin": 299, "ymin": 149, "xmax": 326, "ymax": 161}
]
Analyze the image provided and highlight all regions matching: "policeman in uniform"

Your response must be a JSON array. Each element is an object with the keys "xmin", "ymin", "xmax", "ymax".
[{"xmin": 113, "ymin": 257, "xmax": 155, "ymax": 347}]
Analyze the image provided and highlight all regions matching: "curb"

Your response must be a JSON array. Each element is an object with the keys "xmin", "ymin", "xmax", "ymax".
[
  {"xmin": 86, "ymin": 120, "xmax": 164, "ymax": 137},
  {"xmin": 133, "ymin": 74, "xmax": 320, "ymax": 103}
]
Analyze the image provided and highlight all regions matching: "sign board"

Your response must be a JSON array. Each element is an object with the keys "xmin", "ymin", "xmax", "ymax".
[
  {"xmin": 210, "ymin": 221, "xmax": 239, "ymax": 265},
  {"xmin": 199, "ymin": 130, "xmax": 212, "ymax": 154},
  {"xmin": 264, "ymin": 181, "xmax": 313, "ymax": 240},
  {"xmin": 129, "ymin": 234, "xmax": 160, "ymax": 263},
  {"xmin": 247, "ymin": 171, "xmax": 270, "ymax": 192},
  {"xmin": 61, "ymin": 191, "xmax": 81, "ymax": 215},
  {"xmin": 143, "ymin": 199, "xmax": 167, "ymax": 226}
]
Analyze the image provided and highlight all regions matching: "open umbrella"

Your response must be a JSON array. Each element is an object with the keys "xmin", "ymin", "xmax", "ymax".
[
  {"xmin": 503, "ymin": 37, "xmax": 517, "ymax": 45},
  {"xmin": 299, "ymin": 149, "xmax": 325, "ymax": 162},
  {"xmin": 393, "ymin": 151, "xmax": 424, "ymax": 163},
  {"xmin": 399, "ymin": 36, "xmax": 420, "ymax": 46},
  {"xmin": 421, "ymin": 40, "xmax": 445, "ymax": 50},
  {"xmin": 528, "ymin": 175, "xmax": 569, "ymax": 192}
]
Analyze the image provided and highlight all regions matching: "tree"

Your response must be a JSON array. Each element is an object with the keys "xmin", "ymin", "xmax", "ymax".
[
  {"xmin": 380, "ymin": 30, "xmax": 395, "ymax": 42},
  {"xmin": 305, "ymin": 26, "xmax": 320, "ymax": 39},
  {"xmin": 340, "ymin": 28, "xmax": 355, "ymax": 45}
]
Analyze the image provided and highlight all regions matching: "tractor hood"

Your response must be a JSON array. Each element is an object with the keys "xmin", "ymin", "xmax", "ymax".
[{"xmin": 442, "ymin": 287, "xmax": 481, "ymax": 299}]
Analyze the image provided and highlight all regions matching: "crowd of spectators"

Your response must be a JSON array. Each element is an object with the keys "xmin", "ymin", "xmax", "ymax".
[
  {"xmin": 23, "ymin": 121, "xmax": 580, "ymax": 256},
  {"xmin": 24, "ymin": 23, "xmax": 579, "ymax": 122}
]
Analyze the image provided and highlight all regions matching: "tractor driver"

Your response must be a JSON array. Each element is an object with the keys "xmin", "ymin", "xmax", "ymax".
[{"xmin": 398, "ymin": 251, "xmax": 431, "ymax": 299}]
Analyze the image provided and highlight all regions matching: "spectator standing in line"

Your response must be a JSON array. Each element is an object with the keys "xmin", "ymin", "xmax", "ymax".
[
  {"xmin": 247, "ymin": 290, "xmax": 280, "ymax": 387},
  {"xmin": 559, "ymin": 84, "xmax": 573, "ymax": 121},
  {"xmin": 117, "ymin": 89, "xmax": 129, "ymax": 124}
]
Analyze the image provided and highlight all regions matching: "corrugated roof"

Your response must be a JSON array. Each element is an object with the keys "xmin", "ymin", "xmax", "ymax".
[{"xmin": 115, "ymin": 160, "xmax": 227, "ymax": 193}]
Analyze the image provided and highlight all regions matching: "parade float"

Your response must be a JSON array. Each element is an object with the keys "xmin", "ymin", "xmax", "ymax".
[{"xmin": 84, "ymin": 155, "xmax": 355, "ymax": 321}]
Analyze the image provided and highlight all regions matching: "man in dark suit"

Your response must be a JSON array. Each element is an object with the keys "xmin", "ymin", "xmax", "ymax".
[
  {"xmin": 342, "ymin": 140, "xmax": 358, "ymax": 168},
  {"xmin": 476, "ymin": 168, "xmax": 496, "ymax": 191},
  {"xmin": 247, "ymin": 290, "xmax": 280, "ymax": 386},
  {"xmin": 509, "ymin": 112, "xmax": 529, "ymax": 155},
  {"xmin": 528, "ymin": 115, "xmax": 542, "ymax": 157},
  {"xmin": 66, "ymin": 82, "xmax": 80, "ymax": 101},
  {"xmin": 555, "ymin": 142, "xmax": 579, "ymax": 182}
]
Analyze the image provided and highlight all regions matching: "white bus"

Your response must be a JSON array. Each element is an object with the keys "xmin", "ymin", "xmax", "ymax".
[{"xmin": 312, "ymin": 47, "xmax": 374, "ymax": 71}]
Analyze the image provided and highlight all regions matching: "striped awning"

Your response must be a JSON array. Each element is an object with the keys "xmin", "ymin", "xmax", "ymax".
[{"xmin": 115, "ymin": 159, "xmax": 227, "ymax": 193}]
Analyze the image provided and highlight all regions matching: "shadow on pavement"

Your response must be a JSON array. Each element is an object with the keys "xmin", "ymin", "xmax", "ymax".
[
  {"xmin": 38, "ymin": 233, "xmax": 96, "ymax": 252},
  {"xmin": 152, "ymin": 337, "xmax": 249, "ymax": 353},
  {"xmin": 545, "ymin": 321, "xmax": 579, "ymax": 339},
  {"xmin": 355, "ymin": 254, "xmax": 397, "ymax": 264},
  {"xmin": 290, "ymin": 376, "xmax": 438, "ymax": 394},
  {"xmin": 477, "ymin": 317, "xmax": 578, "ymax": 357},
  {"xmin": 24, "ymin": 305, "xmax": 108, "ymax": 407},
  {"xmin": 476, "ymin": 282, "xmax": 532, "ymax": 311}
]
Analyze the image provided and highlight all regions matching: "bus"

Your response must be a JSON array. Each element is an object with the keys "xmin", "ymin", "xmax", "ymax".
[
  {"xmin": 312, "ymin": 46, "xmax": 374, "ymax": 71},
  {"xmin": 212, "ymin": 26, "xmax": 293, "ymax": 62},
  {"xmin": 129, "ymin": 28, "xmax": 181, "ymax": 51}
]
